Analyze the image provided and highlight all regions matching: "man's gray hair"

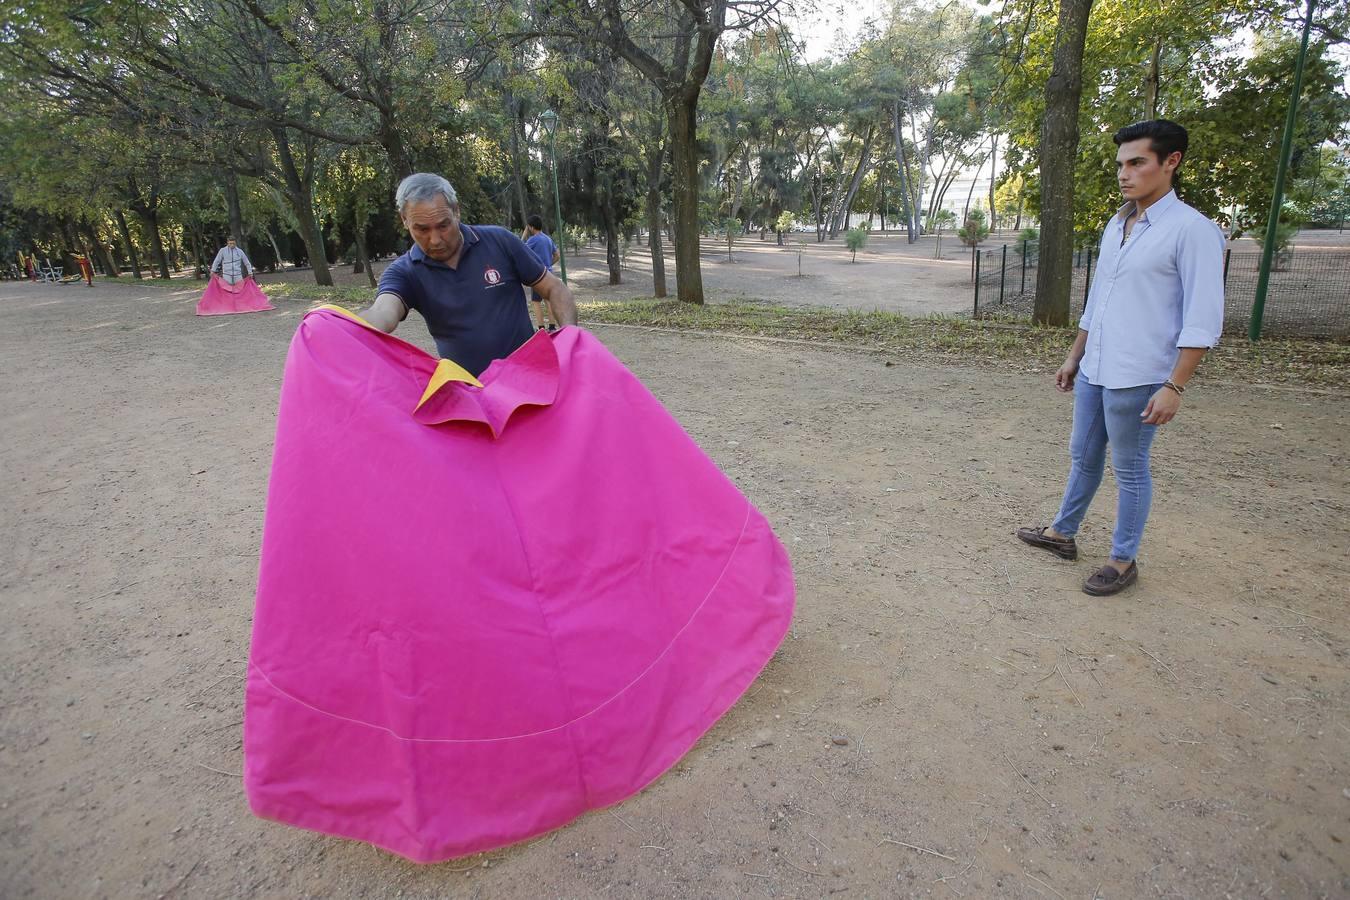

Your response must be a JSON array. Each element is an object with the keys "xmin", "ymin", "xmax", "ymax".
[{"xmin": 395, "ymin": 173, "xmax": 458, "ymax": 215}]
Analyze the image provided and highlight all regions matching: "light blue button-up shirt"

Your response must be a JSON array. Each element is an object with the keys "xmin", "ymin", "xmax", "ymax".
[
  {"xmin": 210, "ymin": 245, "xmax": 254, "ymax": 281},
  {"xmin": 1078, "ymin": 190, "xmax": 1225, "ymax": 389}
]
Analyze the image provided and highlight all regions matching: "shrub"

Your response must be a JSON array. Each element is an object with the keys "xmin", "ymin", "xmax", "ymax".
[
  {"xmin": 845, "ymin": 226, "xmax": 869, "ymax": 262},
  {"xmin": 958, "ymin": 213, "xmax": 990, "ymax": 248}
]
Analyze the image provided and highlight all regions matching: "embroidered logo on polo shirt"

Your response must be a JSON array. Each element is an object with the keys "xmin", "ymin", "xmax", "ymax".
[{"xmin": 483, "ymin": 267, "xmax": 502, "ymax": 286}]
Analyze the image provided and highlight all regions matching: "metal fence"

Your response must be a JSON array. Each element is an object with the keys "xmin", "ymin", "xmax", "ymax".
[{"xmin": 972, "ymin": 239, "xmax": 1350, "ymax": 340}]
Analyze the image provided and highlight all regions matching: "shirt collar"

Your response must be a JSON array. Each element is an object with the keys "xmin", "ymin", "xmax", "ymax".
[
  {"xmin": 1115, "ymin": 189, "xmax": 1178, "ymax": 227},
  {"xmin": 409, "ymin": 224, "xmax": 479, "ymax": 267}
]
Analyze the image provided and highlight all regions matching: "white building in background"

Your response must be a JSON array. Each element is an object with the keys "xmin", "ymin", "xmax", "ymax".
[{"xmin": 836, "ymin": 155, "xmax": 1015, "ymax": 231}]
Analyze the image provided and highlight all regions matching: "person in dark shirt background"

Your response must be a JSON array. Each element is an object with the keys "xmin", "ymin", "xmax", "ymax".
[{"xmin": 523, "ymin": 214, "xmax": 561, "ymax": 332}]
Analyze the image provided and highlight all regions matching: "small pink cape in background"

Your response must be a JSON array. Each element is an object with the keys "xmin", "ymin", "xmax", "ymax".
[
  {"xmin": 195, "ymin": 274, "xmax": 274, "ymax": 315},
  {"xmin": 244, "ymin": 308, "xmax": 795, "ymax": 863}
]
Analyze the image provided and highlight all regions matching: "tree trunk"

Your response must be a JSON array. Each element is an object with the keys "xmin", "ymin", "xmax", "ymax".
[
  {"xmin": 823, "ymin": 153, "xmax": 852, "ymax": 238},
  {"xmin": 879, "ymin": 170, "xmax": 886, "ymax": 231},
  {"xmin": 988, "ymin": 135, "xmax": 999, "ymax": 228},
  {"xmin": 132, "ymin": 208, "xmax": 171, "ymax": 279},
  {"xmin": 509, "ymin": 98, "xmax": 529, "ymax": 231},
  {"xmin": 810, "ymin": 170, "xmax": 820, "ymax": 241},
  {"xmin": 98, "ymin": 222, "xmax": 121, "ymax": 272},
  {"xmin": 353, "ymin": 215, "xmax": 377, "ymax": 289},
  {"xmin": 57, "ymin": 217, "xmax": 77, "ymax": 264},
  {"xmin": 666, "ymin": 95, "xmax": 705, "ymax": 304},
  {"xmin": 728, "ymin": 148, "xmax": 750, "ymax": 223},
  {"xmin": 271, "ymin": 127, "xmax": 333, "ymax": 286},
  {"xmin": 376, "ymin": 113, "xmax": 415, "ymax": 180},
  {"xmin": 645, "ymin": 142, "xmax": 667, "ymax": 298},
  {"xmin": 115, "ymin": 210, "xmax": 142, "ymax": 279},
  {"xmin": 963, "ymin": 156, "xmax": 983, "ymax": 221},
  {"xmin": 1034, "ymin": 0, "xmax": 1095, "ymax": 326},
  {"xmin": 1144, "ymin": 39, "xmax": 1162, "ymax": 120},
  {"xmin": 199, "ymin": 226, "xmax": 212, "ymax": 275},
  {"xmin": 830, "ymin": 126, "xmax": 875, "ymax": 238},
  {"xmin": 189, "ymin": 226, "xmax": 206, "ymax": 279},
  {"xmin": 105, "ymin": 227, "xmax": 126, "ymax": 275},
  {"xmin": 602, "ymin": 202, "xmax": 621, "ymax": 285},
  {"xmin": 80, "ymin": 219, "xmax": 116, "ymax": 275},
  {"xmin": 929, "ymin": 164, "xmax": 963, "ymax": 227},
  {"xmin": 370, "ymin": 9, "xmax": 416, "ymax": 179},
  {"xmin": 263, "ymin": 226, "xmax": 285, "ymax": 269},
  {"xmin": 909, "ymin": 109, "xmax": 927, "ymax": 233},
  {"xmin": 148, "ymin": 214, "xmax": 170, "ymax": 278},
  {"xmin": 891, "ymin": 103, "xmax": 917, "ymax": 243},
  {"xmin": 811, "ymin": 170, "xmax": 826, "ymax": 243},
  {"xmin": 224, "ymin": 169, "xmax": 244, "ymax": 242}
]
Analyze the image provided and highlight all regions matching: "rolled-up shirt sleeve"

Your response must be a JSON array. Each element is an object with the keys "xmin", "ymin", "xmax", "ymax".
[
  {"xmin": 376, "ymin": 255, "xmax": 415, "ymax": 310},
  {"xmin": 1175, "ymin": 219, "xmax": 1225, "ymax": 348},
  {"xmin": 1077, "ymin": 224, "xmax": 1111, "ymax": 332}
]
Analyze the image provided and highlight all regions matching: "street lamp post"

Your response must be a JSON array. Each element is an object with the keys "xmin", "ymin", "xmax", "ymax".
[{"xmin": 539, "ymin": 109, "xmax": 568, "ymax": 284}]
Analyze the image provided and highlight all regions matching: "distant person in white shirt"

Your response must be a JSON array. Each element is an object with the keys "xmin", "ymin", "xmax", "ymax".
[
  {"xmin": 1017, "ymin": 119, "xmax": 1224, "ymax": 596},
  {"xmin": 210, "ymin": 237, "xmax": 255, "ymax": 285}
]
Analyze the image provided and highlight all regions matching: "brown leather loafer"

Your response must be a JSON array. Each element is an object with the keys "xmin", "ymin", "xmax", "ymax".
[
  {"xmin": 1082, "ymin": 562, "xmax": 1138, "ymax": 596},
  {"xmin": 1016, "ymin": 525, "xmax": 1078, "ymax": 560}
]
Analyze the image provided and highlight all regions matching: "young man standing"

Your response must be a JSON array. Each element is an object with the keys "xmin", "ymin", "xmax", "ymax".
[
  {"xmin": 210, "ymin": 237, "xmax": 255, "ymax": 285},
  {"xmin": 523, "ymin": 215, "xmax": 560, "ymax": 331},
  {"xmin": 1017, "ymin": 119, "xmax": 1224, "ymax": 596}
]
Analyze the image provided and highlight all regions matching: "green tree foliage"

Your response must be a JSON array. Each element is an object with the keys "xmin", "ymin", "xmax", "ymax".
[
  {"xmin": 957, "ymin": 208, "xmax": 990, "ymax": 247},
  {"xmin": 996, "ymin": 0, "xmax": 1350, "ymax": 235},
  {"xmin": 7, "ymin": 0, "xmax": 1343, "ymax": 309}
]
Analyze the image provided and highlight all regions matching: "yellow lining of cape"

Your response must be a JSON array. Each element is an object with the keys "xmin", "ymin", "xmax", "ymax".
[
  {"xmin": 310, "ymin": 304, "xmax": 484, "ymax": 400},
  {"xmin": 416, "ymin": 358, "xmax": 484, "ymax": 407}
]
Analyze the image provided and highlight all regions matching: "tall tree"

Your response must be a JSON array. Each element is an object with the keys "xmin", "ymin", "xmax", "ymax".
[
  {"xmin": 534, "ymin": 0, "xmax": 784, "ymax": 304},
  {"xmin": 1033, "ymin": 0, "xmax": 1094, "ymax": 326}
]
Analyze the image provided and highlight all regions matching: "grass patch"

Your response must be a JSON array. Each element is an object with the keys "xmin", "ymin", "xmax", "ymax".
[
  {"xmin": 259, "ymin": 282, "xmax": 372, "ymax": 306},
  {"xmin": 257, "ymin": 286, "xmax": 1350, "ymax": 390},
  {"xmin": 575, "ymin": 298, "xmax": 1350, "ymax": 389}
]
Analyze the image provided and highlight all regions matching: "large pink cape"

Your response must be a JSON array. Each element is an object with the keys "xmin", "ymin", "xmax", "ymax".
[
  {"xmin": 195, "ymin": 274, "xmax": 274, "ymax": 315},
  {"xmin": 244, "ymin": 307, "xmax": 795, "ymax": 862}
]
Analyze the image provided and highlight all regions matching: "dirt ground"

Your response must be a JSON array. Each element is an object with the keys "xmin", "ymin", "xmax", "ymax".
[
  {"xmin": 253, "ymin": 230, "xmax": 983, "ymax": 317},
  {"xmin": 2, "ymin": 279, "xmax": 1348, "ymax": 900}
]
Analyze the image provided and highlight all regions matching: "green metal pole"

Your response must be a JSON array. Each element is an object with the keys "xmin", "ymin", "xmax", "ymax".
[
  {"xmin": 973, "ymin": 246, "xmax": 981, "ymax": 316},
  {"xmin": 1250, "ymin": 0, "xmax": 1316, "ymax": 341},
  {"xmin": 1021, "ymin": 239, "xmax": 1028, "ymax": 294},
  {"xmin": 999, "ymin": 243, "xmax": 1007, "ymax": 304},
  {"xmin": 549, "ymin": 128, "xmax": 568, "ymax": 284}
]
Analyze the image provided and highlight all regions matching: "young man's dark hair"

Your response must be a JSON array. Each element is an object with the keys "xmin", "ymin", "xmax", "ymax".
[
  {"xmin": 1112, "ymin": 119, "xmax": 1188, "ymax": 166},
  {"xmin": 526, "ymin": 214, "xmax": 546, "ymax": 232}
]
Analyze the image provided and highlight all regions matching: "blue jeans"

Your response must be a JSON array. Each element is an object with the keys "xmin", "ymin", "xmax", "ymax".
[{"xmin": 1051, "ymin": 378, "xmax": 1162, "ymax": 562}]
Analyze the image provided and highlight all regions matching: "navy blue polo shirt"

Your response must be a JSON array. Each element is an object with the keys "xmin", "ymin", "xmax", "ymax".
[{"xmin": 377, "ymin": 224, "xmax": 546, "ymax": 375}]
